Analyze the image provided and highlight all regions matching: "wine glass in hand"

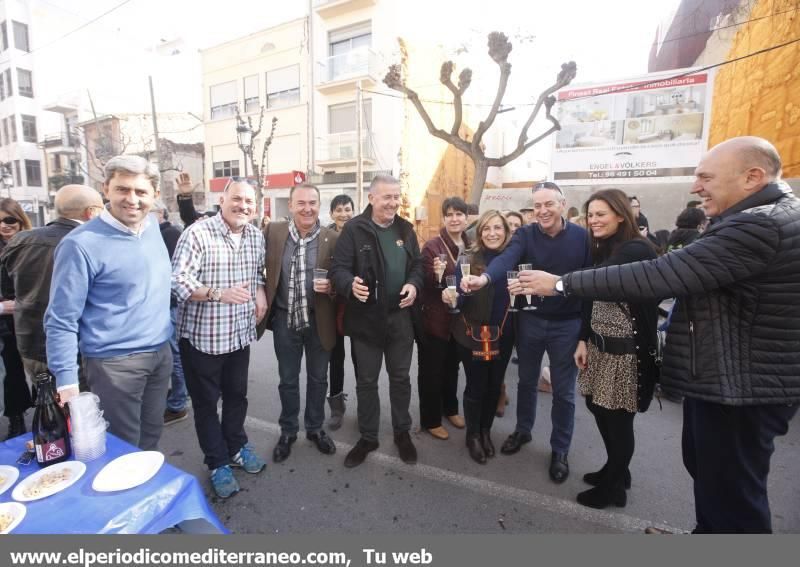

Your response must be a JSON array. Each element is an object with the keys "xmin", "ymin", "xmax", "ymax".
[
  {"xmin": 445, "ymin": 275, "xmax": 460, "ymax": 314},
  {"xmin": 518, "ymin": 264, "xmax": 537, "ymax": 310},
  {"xmin": 435, "ymin": 254, "xmax": 448, "ymax": 288},
  {"xmin": 507, "ymin": 270, "xmax": 519, "ymax": 312}
]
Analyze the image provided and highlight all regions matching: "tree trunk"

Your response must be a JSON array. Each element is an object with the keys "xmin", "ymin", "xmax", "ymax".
[{"xmin": 469, "ymin": 159, "xmax": 489, "ymax": 205}]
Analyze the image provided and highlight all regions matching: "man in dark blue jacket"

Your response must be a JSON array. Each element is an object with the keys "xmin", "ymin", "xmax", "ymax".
[{"xmin": 464, "ymin": 182, "xmax": 591, "ymax": 483}]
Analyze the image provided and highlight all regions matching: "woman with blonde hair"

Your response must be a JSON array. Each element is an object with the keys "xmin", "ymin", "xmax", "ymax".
[
  {"xmin": 447, "ymin": 210, "xmax": 514, "ymax": 464},
  {"xmin": 0, "ymin": 198, "xmax": 33, "ymax": 438}
]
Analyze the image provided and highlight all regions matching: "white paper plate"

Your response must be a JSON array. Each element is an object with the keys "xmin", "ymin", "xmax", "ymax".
[
  {"xmin": 0, "ymin": 502, "xmax": 26, "ymax": 534},
  {"xmin": 92, "ymin": 451, "xmax": 165, "ymax": 493},
  {"xmin": 0, "ymin": 465, "xmax": 20, "ymax": 496},
  {"xmin": 12, "ymin": 461, "xmax": 86, "ymax": 502}
]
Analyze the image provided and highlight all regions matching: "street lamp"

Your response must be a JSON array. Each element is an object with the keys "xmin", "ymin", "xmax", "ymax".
[
  {"xmin": 236, "ymin": 118, "xmax": 252, "ymax": 178},
  {"xmin": 0, "ymin": 163, "xmax": 13, "ymax": 197}
]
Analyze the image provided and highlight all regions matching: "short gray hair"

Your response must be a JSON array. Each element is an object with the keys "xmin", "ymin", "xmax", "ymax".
[
  {"xmin": 369, "ymin": 174, "xmax": 400, "ymax": 193},
  {"xmin": 104, "ymin": 155, "xmax": 160, "ymax": 190},
  {"xmin": 289, "ymin": 183, "xmax": 320, "ymax": 201}
]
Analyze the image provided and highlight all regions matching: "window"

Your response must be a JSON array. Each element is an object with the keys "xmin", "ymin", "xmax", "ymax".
[
  {"xmin": 328, "ymin": 99, "xmax": 372, "ymax": 134},
  {"xmin": 266, "ymin": 65, "xmax": 300, "ymax": 109},
  {"xmin": 1, "ymin": 118, "xmax": 8, "ymax": 145},
  {"xmin": 4, "ymin": 69, "xmax": 11, "ymax": 97},
  {"xmin": 243, "ymin": 75, "xmax": 259, "ymax": 113},
  {"xmin": 12, "ymin": 21, "xmax": 29, "ymax": 52},
  {"xmin": 0, "ymin": 71, "xmax": 5, "ymax": 101},
  {"xmin": 209, "ymin": 81, "xmax": 237, "ymax": 120},
  {"xmin": 213, "ymin": 160, "xmax": 240, "ymax": 178},
  {"xmin": 25, "ymin": 159, "xmax": 41, "ymax": 187},
  {"xmin": 9, "ymin": 115, "xmax": 16, "ymax": 143},
  {"xmin": 328, "ymin": 22, "xmax": 372, "ymax": 81},
  {"xmin": 17, "ymin": 69, "xmax": 32, "ymax": 97},
  {"xmin": 0, "ymin": 21, "xmax": 7, "ymax": 51},
  {"xmin": 13, "ymin": 160, "xmax": 21, "ymax": 186},
  {"xmin": 21, "ymin": 114, "xmax": 37, "ymax": 142}
]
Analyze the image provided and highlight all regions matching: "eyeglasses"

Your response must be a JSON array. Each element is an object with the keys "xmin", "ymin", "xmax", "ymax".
[
  {"xmin": 224, "ymin": 176, "xmax": 257, "ymax": 191},
  {"xmin": 533, "ymin": 181, "xmax": 563, "ymax": 195},
  {"xmin": 0, "ymin": 217, "xmax": 20, "ymax": 225}
]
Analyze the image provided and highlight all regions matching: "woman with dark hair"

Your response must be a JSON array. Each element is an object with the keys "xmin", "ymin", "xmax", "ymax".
[
  {"xmin": 418, "ymin": 197, "xmax": 470, "ymax": 439},
  {"xmin": 572, "ymin": 189, "xmax": 659, "ymax": 508},
  {"xmin": 326, "ymin": 194, "xmax": 356, "ymax": 429},
  {"xmin": 666, "ymin": 207, "xmax": 706, "ymax": 252},
  {"xmin": 504, "ymin": 211, "xmax": 523, "ymax": 235},
  {"xmin": 0, "ymin": 198, "xmax": 33, "ymax": 439},
  {"xmin": 448, "ymin": 210, "xmax": 514, "ymax": 463}
]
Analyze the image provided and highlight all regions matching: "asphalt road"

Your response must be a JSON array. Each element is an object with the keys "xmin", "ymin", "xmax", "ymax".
[{"xmin": 158, "ymin": 336, "xmax": 800, "ymax": 534}]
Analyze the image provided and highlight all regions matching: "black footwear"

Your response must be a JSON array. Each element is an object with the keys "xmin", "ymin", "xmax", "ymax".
[
  {"xmin": 583, "ymin": 465, "xmax": 632, "ymax": 489},
  {"xmin": 549, "ymin": 451, "xmax": 569, "ymax": 483},
  {"xmin": 500, "ymin": 431, "xmax": 532, "ymax": 455},
  {"xmin": 5, "ymin": 414, "xmax": 25, "ymax": 441},
  {"xmin": 344, "ymin": 438, "xmax": 379, "ymax": 468},
  {"xmin": 479, "ymin": 429, "xmax": 495, "ymax": 458},
  {"xmin": 272, "ymin": 434, "xmax": 297, "ymax": 463},
  {"xmin": 576, "ymin": 484, "xmax": 627, "ymax": 509},
  {"xmin": 466, "ymin": 435, "xmax": 487, "ymax": 464},
  {"xmin": 307, "ymin": 430, "xmax": 336, "ymax": 455},
  {"xmin": 394, "ymin": 431, "xmax": 418, "ymax": 464}
]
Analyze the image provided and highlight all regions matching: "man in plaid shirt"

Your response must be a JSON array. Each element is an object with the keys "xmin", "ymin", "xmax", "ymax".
[{"xmin": 172, "ymin": 179, "xmax": 268, "ymax": 499}]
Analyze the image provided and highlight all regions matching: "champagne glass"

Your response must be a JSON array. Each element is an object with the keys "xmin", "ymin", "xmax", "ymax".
[
  {"xmin": 518, "ymin": 263, "xmax": 537, "ymax": 311},
  {"xmin": 445, "ymin": 275, "xmax": 460, "ymax": 314},
  {"xmin": 460, "ymin": 257, "xmax": 472, "ymax": 296},
  {"xmin": 436, "ymin": 253, "xmax": 448, "ymax": 288},
  {"xmin": 507, "ymin": 270, "xmax": 519, "ymax": 312}
]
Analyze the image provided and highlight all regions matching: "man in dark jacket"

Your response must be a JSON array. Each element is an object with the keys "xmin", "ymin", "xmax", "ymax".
[
  {"xmin": 0, "ymin": 185, "xmax": 103, "ymax": 382},
  {"xmin": 524, "ymin": 136, "xmax": 799, "ymax": 533},
  {"xmin": 330, "ymin": 174, "xmax": 424, "ymax": 468}
]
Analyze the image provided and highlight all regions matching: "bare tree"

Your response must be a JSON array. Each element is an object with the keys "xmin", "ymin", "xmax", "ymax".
[
  {"xmin": 384, "ymin": 31, "xmax": 577, "ymax": 203},
  {"xmin": 236, "ymin": 107, "xmax": 279, "ymax": 217}
]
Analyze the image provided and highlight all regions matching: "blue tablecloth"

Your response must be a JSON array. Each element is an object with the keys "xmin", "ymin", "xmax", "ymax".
[{"xmin": 0, "ymin": 433, "xmax": 228, "ymax": 534}]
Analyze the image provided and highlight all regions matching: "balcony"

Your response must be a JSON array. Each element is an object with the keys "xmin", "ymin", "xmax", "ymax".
[
  {"xmin": 314, "ymin": 0, "xmax": 376, "ymax": 19},
  {"xmin": 316, "ymin": 131, "xmax": 376, "ymax": 167},
  {"xmin": 41, "ymin": 134, "xmax": 80, "ymax": 149},
  {"xmin": 316, "ymin": 47, "xmax": 380, "ymax": 94}
]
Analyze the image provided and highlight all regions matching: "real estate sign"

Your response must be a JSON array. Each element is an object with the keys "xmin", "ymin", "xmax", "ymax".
[{"xmin": 550, "ymin": 68, "xmax": 714, "ymax": 185}]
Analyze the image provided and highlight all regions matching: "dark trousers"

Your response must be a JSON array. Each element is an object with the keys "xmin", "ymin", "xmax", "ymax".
[
  {"xmin": 3, "ymin": 334, "xmax": 32, "ymax": 417},
  {"xmin": 351, "ymin": 309, "xmax": 414, "ymax": 442},
  {"xmin": 180, "ymin": 339, "xmax": 250, "ymax": 470},
  {"xmin": 417, "ymin": 333, "xmax": 460, "ymax": 429},
  {"xmin": 586, "ymin": 396, "xmax": 635, "ymax": 491},
  {"xmin": 457, "ymin": 335, "xmax": 514, "ymax": 436},
  {"xmin": 329, "ymin": 332, "xmax": 357, "ymax": 397},
  {"xmin": 682, "ymin": 397, "xmax": 798, "ymax": 533}
]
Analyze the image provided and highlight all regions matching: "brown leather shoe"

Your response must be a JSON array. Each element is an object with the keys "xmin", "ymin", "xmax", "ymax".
[
  {"xmin": 394, "ymin": 431, "xmax": 418, "ymax": 464},
  {"xmin": 427, "ymin": 426, "xmax": 449, "ymax": 440},
  {"xmin": 446, "ymin": 414, "xmax": 465, "ymax": 429},
  {"xmin": 344, "ymin": 438, "xmax": 379, "ymax": 468}
]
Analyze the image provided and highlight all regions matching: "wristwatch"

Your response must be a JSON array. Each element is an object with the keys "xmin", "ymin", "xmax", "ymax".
[
  {"xmin": 207, "ymin": 287, "xmax": 222, "ymax": 302},
  {"xmin": 554, "ymin": 277, "xmax": 565, "ymax": 296}
]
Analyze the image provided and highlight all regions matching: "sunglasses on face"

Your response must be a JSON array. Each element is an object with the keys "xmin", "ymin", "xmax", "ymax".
[
  {"xmin": 0, "ymin": 217, "xmax": 20, "ymax": 225},
  {"xmin": 224, "ymin": 176, "xmax": 258, "ymax": 190}
]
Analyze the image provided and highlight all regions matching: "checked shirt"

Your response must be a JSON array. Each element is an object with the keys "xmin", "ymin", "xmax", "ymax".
[{"xmin": 172, "ymin": 213, "xmax": 266, "ymax": 355}]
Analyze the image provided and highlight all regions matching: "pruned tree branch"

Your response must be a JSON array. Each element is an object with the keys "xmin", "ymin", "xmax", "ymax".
[
  {"xmin": 516, "ymin": 61, "xmax": 576, "ymax": 151},
  {"xmin": 489, "ymin": 95, "xmax": 560, "ymax": 167},
  {"xmin": 471, "ymin": 32, "xmax": 512, "ymax": 151},
  {"xmin": 439, "ymin": 62, "xmax": 472, "ymax": 137}
]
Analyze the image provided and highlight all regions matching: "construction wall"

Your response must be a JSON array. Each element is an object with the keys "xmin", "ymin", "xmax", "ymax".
[{"xmin": 709, "ymin": 0, "xmax": 800, "ymax": 176}]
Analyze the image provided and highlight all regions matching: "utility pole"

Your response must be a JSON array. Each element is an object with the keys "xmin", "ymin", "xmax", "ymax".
[
  {"xmin": 356, "ymin": 79, "xmax": 363, "ymax": 212},
  {"xmin": 148, "ymin": 75, "xmax": 162, "ymax": 172},
  {"xmin": 307, "ymin": 0, "xmax": 315, "ymax": 177}
]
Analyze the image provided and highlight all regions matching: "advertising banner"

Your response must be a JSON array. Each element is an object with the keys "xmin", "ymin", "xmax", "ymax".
[{"xmin": 550, "ymin": 69, "xmax": 714, "ymax": 185}]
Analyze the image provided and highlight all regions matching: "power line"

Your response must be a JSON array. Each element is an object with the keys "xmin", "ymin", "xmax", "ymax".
[
  {"xmin": 20, "ymin": 0, "xmax": 135, "ymax": 58},
  {"xmin": 362, "ymin": 34, "xmax": 800, "ymax": 108}
]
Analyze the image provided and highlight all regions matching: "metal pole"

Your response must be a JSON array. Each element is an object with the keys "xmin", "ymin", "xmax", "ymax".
[
  {"xmin": 148, "ymin": 75, "xmax": 162, "ymax": 172},
  {"xmin": 307, "ymin": 0, "xmax": 315, "ymax": 177},
  {"xmin": 356, "ymin": 80, "xmax": 363, "ymax": 212},
  {"xmin": 242, "ymin": 147, "xmax": 249, "ymax": 177}
]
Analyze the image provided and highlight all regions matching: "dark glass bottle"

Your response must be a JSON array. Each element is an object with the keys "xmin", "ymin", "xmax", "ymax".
[
  {"xmin": 32, "ymin": 372, "xmax": 72, "ymax": 468},
  {"xmin": 359, "ymin": 244, "xmax": 378, "ymax": 304}
]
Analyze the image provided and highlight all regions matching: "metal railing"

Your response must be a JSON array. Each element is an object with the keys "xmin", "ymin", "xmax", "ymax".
[
  {"xmin": 318, "ymin": 47, "xmax": 380, "ymax": 84},
  {"xmin": 316, "ymin": 131, "xmax": 375, "ymax": 162}
]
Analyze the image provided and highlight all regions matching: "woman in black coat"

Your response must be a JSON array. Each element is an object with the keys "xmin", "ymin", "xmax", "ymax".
[{"xmin": 572, "ymin": 189, "xmax": 659, "ymax": 509}]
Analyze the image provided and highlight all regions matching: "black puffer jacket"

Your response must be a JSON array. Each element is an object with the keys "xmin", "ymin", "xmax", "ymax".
[
  {"xmin": 563, "ymin": 183, "xmax": 800, "ymax": 406},
  {"xmin": 330, "ymin": 205, "xmax": 424, "ymax": 345}
]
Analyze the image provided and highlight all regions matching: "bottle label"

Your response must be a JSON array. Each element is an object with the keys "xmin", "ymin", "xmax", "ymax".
[{"xmin": 35, "ymin": 439, "xmax": 67, "ymax": 463}]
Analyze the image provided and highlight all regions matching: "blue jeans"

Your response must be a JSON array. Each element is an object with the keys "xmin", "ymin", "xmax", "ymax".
[
  {"xmin": 516, "ymin": 315, "xmax": 581, "ymax": 454},
  {"xmin": 272, "ymin": 309, "xmax": 331, "ymax": 436},
  {"xmin": 167, "ymin": 307, "xmax": 188, "ymax": 412}
]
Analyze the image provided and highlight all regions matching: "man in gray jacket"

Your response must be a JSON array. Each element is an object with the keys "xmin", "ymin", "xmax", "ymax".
[{"xmin": 524, "ymin": 136, "xmax": 799, "ymax": 533}]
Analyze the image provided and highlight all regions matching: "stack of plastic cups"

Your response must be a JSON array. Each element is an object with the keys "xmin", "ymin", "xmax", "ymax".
[{"xmin": 68, "ymin": 392, "xmax": 108, "ymax": 461}]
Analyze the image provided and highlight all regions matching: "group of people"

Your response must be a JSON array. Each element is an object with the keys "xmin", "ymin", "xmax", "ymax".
[{"xmin": 0, "ymin": 134, "xmax": 796, "ymax": 534}]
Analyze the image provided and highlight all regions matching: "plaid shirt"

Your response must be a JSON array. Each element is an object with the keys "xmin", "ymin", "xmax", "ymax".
[{"xmin": 172, "ymin": 213, "xmax": 266, "ymax": 355}]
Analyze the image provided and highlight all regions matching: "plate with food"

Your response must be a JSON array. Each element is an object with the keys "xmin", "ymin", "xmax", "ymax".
[
  {"xmin": 92, "ymin": 451, "xmax": 164, "ymax": 492},
  {"xmin": 0, "ymin": 502, "xmax": 26, "ymax": 534},
  {"xmin": 0, "ymin": 465, "xmax": 20, "ymax": 496},
  {"xmin": 12, "ymin": 461, "xmax": 86, "ymax": 502}
]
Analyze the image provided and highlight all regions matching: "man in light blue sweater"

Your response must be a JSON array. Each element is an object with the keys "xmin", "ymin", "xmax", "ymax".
[{"xmin": 45, "ymin": 155, "xmax": 173, "ymax": 450}]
